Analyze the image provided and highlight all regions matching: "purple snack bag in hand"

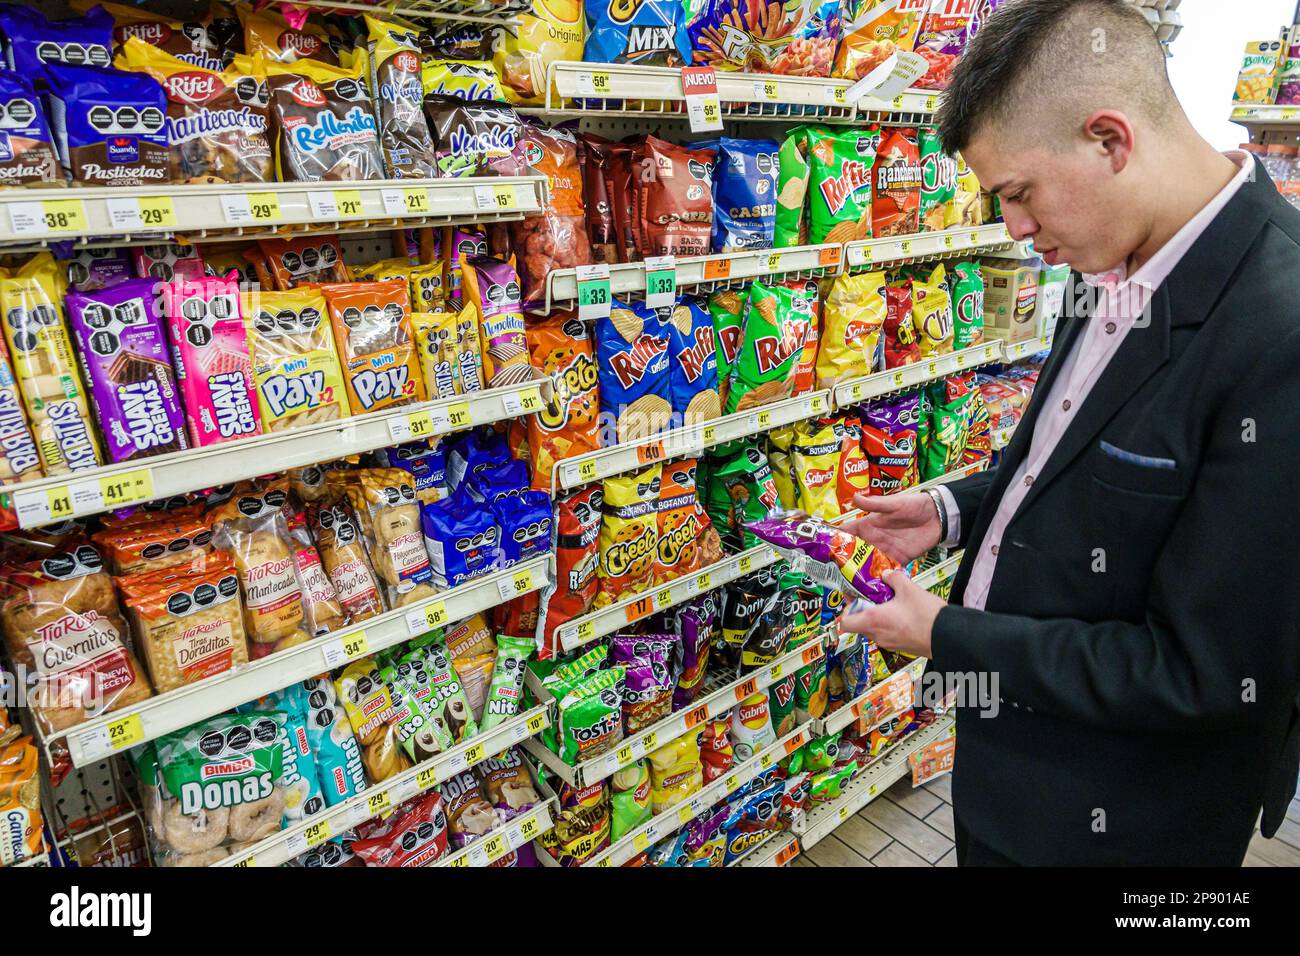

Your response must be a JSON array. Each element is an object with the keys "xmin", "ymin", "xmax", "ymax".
[
  {"xmin": 65, "ymin": 278, "xmax": 189, "ymax": 463},
  {"xmin": 745, "ymin": 512, "xmax": 897, "ymax": 603}
]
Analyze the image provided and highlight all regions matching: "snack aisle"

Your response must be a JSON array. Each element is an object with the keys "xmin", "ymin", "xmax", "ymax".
[{"xmin": 0, "ymin": 0, "xmax": 1100, "ymax": 872}]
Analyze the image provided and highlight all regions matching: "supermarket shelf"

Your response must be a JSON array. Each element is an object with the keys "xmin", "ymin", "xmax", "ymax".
[
  {"xmin": 0, "ymin": 177, "xmax": 547, "ymax": 248},
  {"xmin": 912, "ymin": 551, "xmax": 963, "ymax": 591},
  {"xmin": 525, "ymin": 638, "xmax": 825, "ymax": 788},
  {"xmin": 794, "ymin": 715, "xmax": 953, "ymax": 851},
  {"xmin": 554, "ymin": 390, "xmax": 831, "ymax": 492},
  {"xmin": 732, "ymin": 831, "xmax": 800, "ymax": 867},
  {"xmin": 4, "ymin": 378, "xmax": 548, "ymax": 531},
  {"xmin": 1000, "ymin": 332, "xmax": 1054, "ymax": 361},
  {"xmin": 833, "ymin": 341, "xmax": 1003, "ymax": 408},
  {"xmin": 58, "ymin": 557, "xmax": 550, "ymax": 769},
  {"xmin": 811, "ymin": 656, "xmax": 926, "ymax": 738},
  {"xmin": 436, "ymin": 799, "xmax": 557, "ymax": 868},
  {"xmin": 285, "ymin": 0, "xmax": 526, "ymax": 26},
  {"xmin": 544, "ymin": 243, "xmax": 842, "ymax": 312},
  {"xmin": 833, "ymin": 460, "xmax": 989, "ymax": 529},
  {"xmin": 1230, "ymin": 104, "xmax": 1300, "ymax": 128},
  {"xmin": 217, "ymin": 704, "xmax": 551, "ymax": 867},
  {"xmin": 844, "ymin": 223, "xmax": 1028, "ymax": 270},
  {"xmin": 583, "ymin": 723, "xmax": 812, "ymax": 868},
  {"xmin": 556, "ymin": 545, "xmax": 777, "ymax": 652}
]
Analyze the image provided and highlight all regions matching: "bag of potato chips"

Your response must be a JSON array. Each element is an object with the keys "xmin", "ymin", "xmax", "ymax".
[
  {"xmin": 664, "ymin": 298, "xmax": 721, "ymax": 427},
  {"xmin": 951, "ymin": 261, "xmax": 985, "ymax": 348},
  {"xmin": 725, "ymin": 282, "xmax": 813, "ymax": 414},
  {"xmin": 816, "ymin": 271, "xmax": 886, "ymax": 388},
  {"xmin": 834, "ymin": 0, "xmax": 925, "ymax": 80},
  {"xmin": 792, "ymin": 421, "xmax": 843, "ymax": 520},
  {"xmin": 912, "ymin": 264, "xmax": 953, "ymax": 357},
  {"xmin": 836, "ymin": 415, "xmax": 872, "ymax": 508},
  {"xmin": 774, "ymin": 126, "xmax": 817, "ymax": 248},
  {"xmin": 491, "ymin": 0, "xmax": 584, "ymax": 107},
  {"xmin": 595, "ymin": 301, "xmax": 673, "ymax": 444},
  {"xmin": 708, "ymin": 289, "xmax": 746, "ymax": 411},
  {"xmin": 948, "ymin": 153, "xmax": 983, "ymax": 228},
  {"xmin": 919, "ymin": 126, "xmax": 959, "ymax": 231},
  {"xmin": 526, "ymin": 313, "xmax": 601, "ymax": 491},
  {"xmin": 808, "ymin": 127, "xmax": 881, "ymax": 244},
  {"xmin": 595, "ymin": 463, "xmax": 661, "ymax": 607}
]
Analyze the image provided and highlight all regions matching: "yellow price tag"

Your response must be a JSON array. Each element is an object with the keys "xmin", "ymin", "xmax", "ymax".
[
  {"xmin": 850, "ymin": 383, "xmax": 864, "ymax": 402},
  {"xmin": 642, "ymin": 732, "xmax": 658, "ymax": 752},
  {"xmin": 577, "ymin": 459, "xmax": 598, "ymax": 483},
  {"xmin": 696, "ymin": 572, "xmax": 711, "ymax": 591},
  {"xmin": 892, "ymin": 370, "xmax": 905, "ymax": 387},
  {"xmin": 490, "ymin": 184, "xmax": 518, "ymax": 210},
  {"xmin": 595, "ymin": 857, "xmax": 612, "ymax": 867},
  {"xmin": 447, "ymin": 853, "xmax": 469, "ymax": 867},
  {"xmin": 656, "ymin": 588, "xmax": 672, "ymax": 608},
  {"xmin": 724, "ymin": 774, "xmax": 740, "ymax": 792},
  {"xmin": 446, "ymin": 402, "xmax": 471, "ymax": 430},
  {"xmin": 701, "ymin": 425, "xmax": 717, "ymax": 445},
  {"xmin": 41, "ymin": 199, "xmax": 87, "ymax": 233},
  {"xmin": 633, "ymin": 832, "xmax": 650, "ymax": 852},
  {"xmin": 137, "ymin": 196, "xmax": 177, "ymax": 228},
  {"xmin": 518, "ymin": 814, "xmax": 540, "ymax": 841},
  {"xmin": 407, "ymin": 409, "xmax": 435, "ymax": 439},
  {"xmin": 861, "ymin": 246, "xmax": 874, "ymax": 263},
  {"xmin": 891, "ymin": 94, "xmax": 905, "ymax": 109},
  {"xmin": 833, "ymin": 87, "xmax": 847, "ymax": 104},
  {"xmin": 927, "ymin": 361, "xmax": 938, "ymax": 376},
  {"xmin": 943, "ymin": 234, "xmax": 954, "ymax": 249},
  {"xmin": 335, "ymin": 190, "xmax": 363, "ymax": 217},
  {"xmin": 738, "ymin": 555, "xmax": 753, "ymax": 574},
  {"xmin": 483, "ymin": 834, "xmax": 507, "ymax": 861},
  {"xmin": 99, "ymin": 469, "xmax": 153, "ymax": 508},
  {"xmin": 416, "ymin": 766, "xmax": 439, "ymax": 790},
  {"xmin": 900, "ymin": 239, "xmax": 912, "ymax": 255},
  {"xmin": 340, "ymin": 631, "xmax": 369, "ymax": 661},
  {"xmin": 971, "ymin": 231, "xmax": 982, "ymax": 246},
  {"xmin": 525, "ymin": 711, "xmax": 546, "ymax": 735},
  {"xmin": 232, "ymin": 856, "xmax": 256, "ymax": 867},
  {"xmin": 590, "ymin": 72, "xmax": 611, "ymax": 93},
  {"xmin": 367, "ymin": 790, "xmax": 392, "ymax": 817},
  {"xmin": 46, "ymin": 486, "xmax": 73, "ymax": 519},
  {"xmin": 868, "ymin": 784, "xmax": 878, "ymax": 797},
  {"xmin": 756, "ymin": 410, "xmax": 773, "ymax": 429},
  {"xmin": 248, "ymin": 192, "xmax": 279, "ymax": 221},
  {"xmin": 770, "ymin": 662, "xmax": 784, "ymax": 681},
  {"xmin": 462, "ymin": 742, "xmax": 485, "ymax": 767},
  {"xmin": 760, "ymin": 752, "xmax": 774, "ymax": 769},
  {"xmin": 809, "ymin": 395, "xmax": 826, "ymax": 413},
  {"xmin": 765, "ymin": 253, "xmax": 781, "ymax": 272},
  {"xmin": 518, "ymin": 388, "xmax": 543, "ymax": 413},
  {"xmin": 402, "ymin": 188, "xmax": 431, "ymax": 215},
  {"xmin": 985, "ymin": 345, "xmax": 998, "ymax": 361},
  {"xmin": 762, "ymin": 81, "xmax": 778, "ymax": 100},
  {"xmin": 616, "ymin": 743, "xmax": 636, "ymax": 764},
  {"xmin": 303, "ymin": 820, "xmax": 332, "ymax": 848},
  {"xmin": 925, "ymin": 96, "xmax": 937, "ymax": 111},
  {"xmin": 678, "ymin": 805, "xmax": 694, "ymax": 825},
  {"xmin": 105, "ymin": 713, "xmax": 144, "ymax": 751},
  {"xmin": 956, "ymin": 354, "xmax": 966, "ymax": 368},
  {"xmin": 839, "ymin": 805, "xmax": 850, "ymax": 821},
  {"xmin": 425, "ymin": 599, "xmax": 448, "ymax": 629},
  {"xmin": 575, "ymin": 619, "xmax": 596, "ymax": 644}
]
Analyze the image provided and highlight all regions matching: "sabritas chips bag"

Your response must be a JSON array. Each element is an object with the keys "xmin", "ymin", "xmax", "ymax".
[
  {"xmin": 320, "ymin": 280, "xmax": 428, "ymax": 416},
  {"xmin": 816, "ymin": 271, "xmax": 886, "ymax": 388},
  {"xmin": 834, "ymin": 0, "xmax": 926, "ymax": 80},
  {"xmin": 492, "ymin": 0, "xmax": 584, "ymax": 107},
  {"xmin": 792, "ymin": 422, "xmax": 843, "ymax": 521},
  {"xmin": 725, "ymin": 282, "xmax": 813, "ymax": 414},
  {"xmin": 808, "ymin": 128, "xmax": 881, "ymax": 244}
]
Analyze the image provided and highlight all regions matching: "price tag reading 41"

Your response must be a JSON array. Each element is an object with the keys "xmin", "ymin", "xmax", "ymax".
[
  {"xmin": 576, "ymin": 264, "xmax": 611, "ymax": 320},
  {"xmin": 644, "ymin": 255, "xmax": 675, "ymax": 309},
  {"xmin": 681, "ymin": 66, "xmax": 723, "ymax": 133}
]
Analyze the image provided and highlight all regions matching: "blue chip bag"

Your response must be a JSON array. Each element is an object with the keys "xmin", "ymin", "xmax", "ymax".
[
  {"xmin": 664, "ymin": 297, "xmax": 721, "ymax": 426},
  {"xmin": 0, "ymin": 4, "xmax": 112, "ymax": 78},
  {"xmin": 373, "ymin": 439, "xmax": 448, "ymax": 505},
  {"xmin": 493, "ymin": 489, "xmax": 553, "ymax": 566},
  {"xmin": 722, "ymin": 776, "xmax": 785, "ymax": 863},
  {"xmin": 596, "ymin": 299, "xmax": 673, "ymax": 445},
  {"xmin": 40, "ymin": 62, "xmax": 169, "ymax": 187},
  {"xmin": 299, "ymin": 676, "xmax": 367, "ymax": 806},
  {"xmin": 584, "ymin": 0, "xmax": 691, "ymax": 66},
  {"xmin": 467, "ymin": 457, "xmax": 530, "ymax": 505},
  {"xmin": 0, "ymin": 70, "xmax": 59, "ymax": 184},
  {"xmin": 422, "ymin": 485, "xmax": 501, "ymax": 587},
  {"xmin": 709, "ymin": 137, "xmax": 780, "ymax": 252},
  {"xmin": 446, "ymin": 428, "xmax": 511, "ymax": 491}
]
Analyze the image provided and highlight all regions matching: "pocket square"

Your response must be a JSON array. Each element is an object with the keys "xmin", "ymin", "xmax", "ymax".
[{"xmin": 1099, "ymin": 440, "xmax": 1177, "ymax": 470}]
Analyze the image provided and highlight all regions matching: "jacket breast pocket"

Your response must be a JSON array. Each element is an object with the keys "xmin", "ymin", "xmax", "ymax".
[{"xmin": 1090, "ymin": 440, "xmax": 1189, "ymax": 498}]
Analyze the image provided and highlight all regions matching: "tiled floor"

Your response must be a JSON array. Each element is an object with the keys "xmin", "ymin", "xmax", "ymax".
[{"xmin": 792, "ymin": 773, "xmax": 1300, "ymax": 868}]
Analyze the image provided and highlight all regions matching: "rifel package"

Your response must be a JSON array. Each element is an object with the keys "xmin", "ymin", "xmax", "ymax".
[
  {"xmin": 365, "ymin": 15, "xmax": 436, "ymax": 178},
  {"xmin": 265, "ymin": 57, "xmax": 385, "ymax": 181}
]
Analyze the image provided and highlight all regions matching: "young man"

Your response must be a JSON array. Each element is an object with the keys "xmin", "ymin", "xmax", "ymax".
[{"xmin": 841, "ymin": 0, "xmax": 1300, "ymax": 865}]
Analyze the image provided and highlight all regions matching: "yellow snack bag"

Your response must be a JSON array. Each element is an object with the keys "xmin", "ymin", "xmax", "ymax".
[
  {"xmin": 350, "ymin": 258, "xmax": 414, "ymax": 283},
  {"xmin": 453, "ymin": 302, "xmax": 485, "ymax": 393},
  {"xmin": 913, "ymin": 264, "xmax": 953, "ymax": 357},
  {"xmin": 0, "ymin": 737, "xmax": 43, "ymax": 864},
  {"xmin": 768, "ymin": 448, "xmax": 799, "ymax": 511},
  {"xmin": 792, "ymin": 421, "xmax": 843, "ymax": 520},
  {"xmin": 242, "ymin": 287, "xmax": 352, "ymax": 431},
  {"xmin": 1234, "ymin": 39, "xmax": 1284, "ymax": 104},
  {"xmin": 948, "ymin": 154, "xmax": 983, "ymax": 228},
  {"xmin": 492, "ymin": 0, "xmax": 584, "ymax": 106},
  {"xmin": 816, "ymin": 271, "xmax": 886, "ymax": 388},
  {"xmin": 0, "ymin": 254, "xmax": 101, "ymax": 476},
  {"xmin": 647, "ymin": 732, "xmax": 703, "ymax": 814},
  {"xmin": 421, "ymin": 58, "xmax": 504, "ymax": 101},
  {"xmin": 411, "ymin": 311, "xmax": 461, "ymax": 399},
  {"xmin": 409, "ymin": 262, "xmax": 445, "ymax": 312},
  {"xmin": 595, "ymin": 463, "xmax": 662, "ymax": 609},
  {"xmin": 242, "ymin": 7, "xmax": 337, "ymax": 64}
]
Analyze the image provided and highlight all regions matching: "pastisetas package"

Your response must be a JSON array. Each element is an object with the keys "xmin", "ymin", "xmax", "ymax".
[
  {"xmin": 635, "ymin": 137, "xmax": 717, "ymax": 259},
  {"xmin": 163, "ymin": 275, "xmax": 262, "ymax": 447},
  {"xmin": 860, "ymin": 394, "xmax": 919, "ymax": 494},
  {"xmin": 64, "ymin": 278, "xmax": 189, "ymax": 464},
  {"xmin": 42, "ymin": 63, "xmax": 169, "ymax": 186},
  {"xmin": 0, "ymin": 4, "xmax": 112, "ymax": 76},
  {"xmin": 266, "ymin": 57, "xmax": 384, "ymax": 181},
  {"xmin": 0, "ymin": 71, "xmax": 58, "ymax": 185}
]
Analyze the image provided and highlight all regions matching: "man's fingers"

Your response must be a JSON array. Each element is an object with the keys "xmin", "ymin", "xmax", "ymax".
[
  {"xmin": 851, "ymin": 493, "xmax": 905, "ymax": 514},
  {"xmin": 839, "ymin": 608, "xmax": 878, "ymax": 634},
  {"xmin": 882, "ymin": 568, "xmax": 915, "ymax": 593}
]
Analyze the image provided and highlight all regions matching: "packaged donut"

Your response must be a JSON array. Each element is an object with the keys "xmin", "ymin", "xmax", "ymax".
[
  {"xmin": 300, "ymin": 675, "xmax": 367, "ymax": 806},
  {"xmin": 307, "ymin": 497, "xmax": 385, "ymax": 623},
  {"xmin": 407, "ymin": 636, "xmax": 479, "ymax": 743},
  {"xmin": 242, "ymin": 287, "xmax": 351, "ymax": 432},
  {"xmin": 459, "ymin": 257, "xmax": 533, "ymax": 389},
  {"xmin": 339, "ymin": 467, "xmax": 436, "ymax": 608},
  {"xmin": 0, "ymin": 542, "xmax": 152, "ymax": 736},
  {"xmin": 242, "ymin": 685, "xmax": 326, "ymax": 826},
  {"xmin": 364, "ymin": 15, "xmax": 435, "ymax": 178},
  {"xmin": 321, "ymin": 280, "xmax": 427, "ymax": 416},
  {"xmin": 163, "ymin": 274, "xmax": 261, "ymax": 448},
  {"xmin": 0, "ymin": 70, "xmax": 59, "ymax": 186},
  {"xmin": 381, "ymin": 645, "xmax": 454, "ymax": 762},
  {"xmin": 208, "ymin": 479, "xmax": 312, "ymax": 654},
  {"xmin": 144, "ymin": 711, "xmax": 288, "ymax": 866},
  {"xmin": 265, "ymin": 56, "xmax": 384, "ymax": 182},
  {"xmin": 0, "ymin": 254, "xmax": 102, "ymax": 476}
]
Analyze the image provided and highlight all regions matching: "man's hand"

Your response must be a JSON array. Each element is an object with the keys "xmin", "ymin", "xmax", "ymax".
[
  {"xmin": 840, "ymin": 492, "xmax": 942, "ymax": 564},
  {"xmin": 841, "ymin": 570, "xmax": 946, "ymax": 659}
]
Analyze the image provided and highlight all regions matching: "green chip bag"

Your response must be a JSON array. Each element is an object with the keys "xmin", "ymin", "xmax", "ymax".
[
  {"xmin": 769, "ymin": 673, "xmax": 798, "ymax": 738},
  {"xmin": 775, "ymin": 125, "xmax": 818, "ymax": 248},
  {"xmin": 707, "ymin": 444, "xmax": 781, "ymax": 549},
  {"xmin": 725, "ymin": 281, "xmax": 813, "ymax": 414},
  {"xmin": 556, "ymin": 666, "xmax": 626, "ymax": 765},
  {"xmin": 952, "ymin": 261, "xmax": 985, "ymax": 349},
  {"xmin": 808, "ymin": 127, "xmax": 881, "ymax": 245},
  {"xmin": 481, "ymin": 634, "xmax": 535, "ymax": 730},
  {"xmin": 709, "ymin": 288, "xmax": 746, "ymax": 412},
  {"xmin": 919, "ymin": 127, "xmax": 959, "ymax": 232},
  {"xmin": 794, "ymin": 656, "xmax": 829, "ymax": 723},
  {"xmin": 386, "ymin": 652, "xmax": 455, "ymax": 762},
  {"xmin": 609, "ymin": 759, "xmax": 652, "ymax": 841},
  {"xmin": 921, "ymin": 380, "xmax": 973, "ymax": 481}
]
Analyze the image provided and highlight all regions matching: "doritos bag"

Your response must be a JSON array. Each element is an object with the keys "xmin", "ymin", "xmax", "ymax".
[{"xmin": 861, "ymin": 395, "xmax": 919, "ymax": 494}]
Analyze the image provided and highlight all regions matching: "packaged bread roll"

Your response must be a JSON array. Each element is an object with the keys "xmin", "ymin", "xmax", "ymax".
[
  {"xmin": 287, "ymin": 508, "xmax": 346, "ymax": 636},
  {"xmin": 305, "ymin": 495, "xmax": 384, "ymax": 623},
  {"xmin": 339, "ymin": 468, "xmax": 437, "ymax": 607}
]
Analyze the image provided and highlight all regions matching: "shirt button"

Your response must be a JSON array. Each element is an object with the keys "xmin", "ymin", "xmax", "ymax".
[
  {"xmin": 1024, "ymin": 474, "xmax": 1034, "ymax": 487},
  {"xmin": 1105, "ymin": 322, "xmax": 1117, "ymax": 334},
  {"xmin": 1061, "ymin": 399, "xmax": 1072, "ymax": 411},
  {"xmin": 991, "ymin": 544, "xmax": 1000, "ymax": 556}
]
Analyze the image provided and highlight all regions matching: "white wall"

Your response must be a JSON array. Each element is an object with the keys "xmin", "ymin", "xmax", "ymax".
[{"xmin": 1167, "ymin": 0, "xmax": 1298, "ymax": 149}]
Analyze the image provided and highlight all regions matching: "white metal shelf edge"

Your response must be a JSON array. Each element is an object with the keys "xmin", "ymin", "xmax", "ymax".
[
  {"xmin": 834, "ymin": 341, "xmax": 1003, "ymax": 408},
  {"xmin": 436, "ymin": 799, "xmax": 557, "ymax": 867},
  {"xmin": 844, "ymin": 223, "xmax": 1026, "ymax": 268}
]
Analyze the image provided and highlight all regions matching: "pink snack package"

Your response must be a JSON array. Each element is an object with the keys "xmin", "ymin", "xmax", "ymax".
[
  {"xmin": 133, "ymin": 242, "xmax": 205, "ymax": 282},
  {"xmin": 163, "ymin": 275, "xmax": 263, "ymax": 447}
]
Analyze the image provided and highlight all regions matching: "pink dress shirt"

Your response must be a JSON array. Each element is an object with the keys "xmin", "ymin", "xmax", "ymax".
[{"xmin": 940, "ymin": 151, "xmax": 1253, "ymax": 611}]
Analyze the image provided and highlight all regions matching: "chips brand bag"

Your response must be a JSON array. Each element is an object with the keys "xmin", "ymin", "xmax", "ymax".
[
  {"xmin": 117, "ymin": 38, "xmax": 271, "ymax": 184},
  {"xmin": 834, "ymin": 0, "xmax": 925, "ymax": 79},
  {"xmin": 459, "ymin": 256, "xmax": 533, "ymax": 388},
  {"xmin": 595, "ymin": 302, "xmax": 673, "ymax": 444},
  {"xmin": 424, "ymin": 96, "xmax": 526, "ymax": 178},
  {"xmin": 422, "ymin": 58, "xmax": 502, "ymax": 101},
  {"xmin": 708, "ymin": 137, "xmax": 780, "ymax": 251},
  {"xmin": 512, "ymin": 123, "xmax": 591, "ymax": 310},
  {"xmin": 365, "ymin": 15, "xmax": 436, "ymax": 178},
  {"xmin": 784, "ymin": 278, "xmax": 821, "ymax": 396},
  {"xmin": 585, "ymin": 0, "xmax": 691, "ymax": 65},
  {"xmin": 835, "ymin": 415, "xmax": 872, "ymax": 507},
  {"xmin": 242, "ymin": 288, "xmax": 351, "ymax": 431},
  {"xmin": 636, "ymin": 136, "xmax": 717, "ymax": 259},
  {"xmin": 767, "ymin": 447, "xmax": 798, "ymax": 510},
  {"xmin": 913, "ymin": 263, "xmax": 953, "ymax": 357},
  {"xmin": 526, "ymin": 314, "xmax": 600, "ymax": 490},
  {"xmin": 266, "ymin": 57, "xmax": 384, "ymax": 181},
  {"xmin": 0, "ymin": 254, "xmax": 102, "ymax": 475},
  {"xmin": 872, "ymin": 127, "xmax": 922, "ymax": 237},
  {"xmin": 0, "ymin": 71, "xmax": 58, "ymax": 185},
  {"xmin": 817, "ymin": 271, "xmax": 885, "ymax": 387},
  {"xmin": 919, "ymin": 126, "xmax": 958, "ymax": 231},
  {"xmin": 792, "ymin": 422, "xmax": 843, "ymax": 520},
  {"xmin": 321, "ymin": 280, "xmax": 427, "ymax": 416},
  {"xmin": 577, "ymin": 133, "xmax": 618, "ymax": 264},
  {"xmin": 915, "ymin": 0, "xmax": 1001, "ymax": 91},
  {"xmin": 538, "ymin": 484, "xmax": 603, "ymax": 656},
  {"xmin": 42, "ymin": 62, "xmax": 169, "ymax": 186},
  {"xmin": 745, "ymin": 512, "xmax": 898, "ymax": 601},
  {"xmin": 595, "ymin": 463, "xmax": 661, "ymax": 607},
  {"xmin": 655, "ymin": 457, "xmax": 723, "ymax": 583},
  {"xmin": 809, "ymin": 127, "xmax": 881, "ymax": 243},
  {"xmin": 774, "ymin": 125, "xmax": 816, "ymax": 247},
  {"xmin": 65, "ymin": 277, "xmax": 189, "ymax": 464},
  {"xmin": 725, "ymin": 281, "xmax": 812, "ymax": 413},
  {"xmin": 861, "ymin": 394, "xmax": 918, "ymax": 494},
  {"xmin": 952, "ymin": 260, "xmax": 985, "ymax": 348},
  {"xmin": 950, "ymin": 152, "xmax": 983, "ymax": 227},
  {"xmin": 664, "ymin": 299, "xmax": 720, "ymax": 426},
  {"xmin": 706, "ymin": 444, "xmax": 780, "ymax": 549},
  {"xmin": 242, "ymin": 9, "xmax": 337, "ymax": 65}
]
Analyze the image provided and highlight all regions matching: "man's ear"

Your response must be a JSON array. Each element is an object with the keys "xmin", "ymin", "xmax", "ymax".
[{"xmin": 1083, "ymin": 110, "xmax": 1135, "ymax": 174}]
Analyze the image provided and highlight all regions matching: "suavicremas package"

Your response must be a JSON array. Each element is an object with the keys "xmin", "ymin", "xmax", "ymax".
[{"xmin": 42, "ymin": 62, "xmax": 169, "ymax": 186}]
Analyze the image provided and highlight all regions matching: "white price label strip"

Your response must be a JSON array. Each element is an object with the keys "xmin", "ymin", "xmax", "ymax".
[{"xmin": 307, "ymin": 191, "xmax": 339, "ymax": 219}]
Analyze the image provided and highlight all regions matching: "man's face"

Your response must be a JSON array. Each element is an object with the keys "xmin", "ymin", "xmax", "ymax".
[{"xmin": 963, "ymin": 126, "xmax": 1141, "ymax": 276}]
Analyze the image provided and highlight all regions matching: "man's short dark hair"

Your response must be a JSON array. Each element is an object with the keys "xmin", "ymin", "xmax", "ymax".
[{"xmin": 936, "ymin": 0, "xmax": 1174, "ymax": 154}]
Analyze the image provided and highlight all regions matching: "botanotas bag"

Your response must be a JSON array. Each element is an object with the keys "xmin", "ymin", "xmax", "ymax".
[
  {"xmin": 266, "ymin": 57, "xmax": 384, "ymax": 181},
  {"xmin": 860, "ymin": 394, "xmax": 918, "ymax": 494},
  {"xmin": 0, "ymin": 71, "xmax": 58, "ymax": 185},
  {"xmin": 596, "ymin": 463, "xmax": 662, "ymax": 606}
]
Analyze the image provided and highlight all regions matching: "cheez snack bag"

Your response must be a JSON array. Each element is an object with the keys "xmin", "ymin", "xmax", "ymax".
[
  {"xmin": 595, "ymin": 463, "xmax": 661, "ymax": 608},
  {"xmin": 526, "ymin": 313, "xmax": 600, "ymax": 491},
  {"xmin": 321, "ymin": 280, "xmax": 427, "ymax": 416}
]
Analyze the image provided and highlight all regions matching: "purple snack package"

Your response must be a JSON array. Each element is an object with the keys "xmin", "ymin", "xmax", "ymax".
[
  {"xmin": 860, "ymin": 392, "xmax": 919, "ymax": 432},
  {"xmin": 673, "ymin": 593, "xmax": 718, "ymax": 711},
  {"xmin": 0, "ymin": 4, "xmax": 112, "ymax": 78},
  {"xmin": 610, "ymin": 634, "xmax": 677, "ymax": 734},
  {"xmin": 65, "ymin": 277, "xmax": 190, "ymax": 463},
  {"xmin": 744, "ymin": 512, "xmax": 897, "ymax": 603},
  {"xmin": 491, "ymin": 488, "xmax": 552, "ymax": 566},
  {"xmin": 64, "ymin": 247, "xmax": 132, "ymax": 291}
]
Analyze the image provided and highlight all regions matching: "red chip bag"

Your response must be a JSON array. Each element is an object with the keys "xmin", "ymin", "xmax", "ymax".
[
  {"xmin": 511, "ymin": 124, "xmax": 591, "ymax": 310},
  {"xmin": 883, "ymin": 283, "xmax": 922, "ymax": 368},
  {"xmin": 836, "ymin": 416, "xmax": 872, "ymax": 510},
  {"xmin": 635, "ymin": 136, "xmax": 716, "ymax": 259},
  {"xmin": 872, "ymin": 127, "xmax": 922, "ymax": 237},
  {"xmin": 350, "ymin": 790, "xmax": 449, "ymax": 867},
  {"xmin": 538, "ymin": 485, "xmax": 603, "ymax": 657},
  {"xmin": 699, "ymin": 719, "xmax": 734, "ymax": 783}
]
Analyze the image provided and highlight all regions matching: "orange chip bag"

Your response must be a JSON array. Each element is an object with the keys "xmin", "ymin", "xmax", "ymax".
[
  {"xmin": 254, "ymin": 236, "xmax": 350, "ymax": 290},
  {"xmin": 0, "ymin": 736, "xmax": 43, "ymax": 864},
  {"xmin": 836, "ymin": 416, "xmax": 873, "ymax": 510},
  {"xmin": 834, "ymin": 0, "xmax": 925, "ymax": 80},
  {"xmin": 783, "ymin": 279, "xmax": 822, "ymax": 397},
  {"xmin": 872, "ymin": 127, "xmax": 922, "ymax": 237},
  {"xmin": 526, "ymin": 312, "xmax": 600, "ymax": 492},
  {"xmin": 321, "ymin": 280, "xmax": 428, "ymax": 416},
  {"xmin": 654, "ymin": 457, "xmax": 723, "ymax": 584}
]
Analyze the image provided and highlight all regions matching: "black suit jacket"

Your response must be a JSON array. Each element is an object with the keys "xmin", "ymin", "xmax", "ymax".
[{"xmin": 932, "ymin": 164, "xmax": 1300, "ymax": 865}]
